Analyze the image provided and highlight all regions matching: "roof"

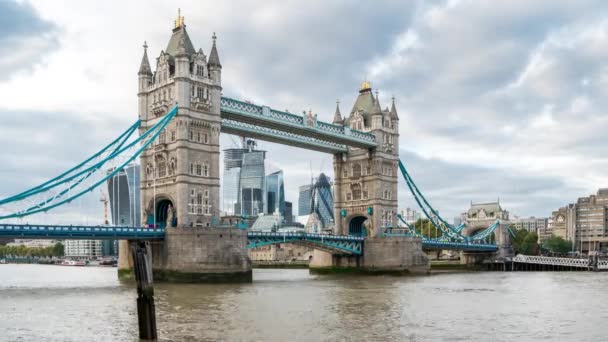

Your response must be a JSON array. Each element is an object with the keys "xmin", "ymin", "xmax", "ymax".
[
  {"xmin": 208, "ymin": 34, "xmax": 221, "ymax": 68},
  {"xmin": 165, "ymin": 26, "xmax": 196, "ymax": 57},
  {"xmin": 346, "ymin": 88, "xmax": 376, "ymax": 126},
  {"xmin": 468, "ymin": 202, "xmax": 502, "ymax": 215},
  {"xmin": 251, "ymin": 214, "xmax": 282, "ymax": 231},
  {"xmin": 138, "ymin": 45, "xmax": 152, "ymax": 75}
]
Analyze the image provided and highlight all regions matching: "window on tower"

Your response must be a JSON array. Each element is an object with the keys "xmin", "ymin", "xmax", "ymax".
[
  {"xmin": 196, "ymin": 163, "xmax": 202, "ymax": 176},
  {"xmin": 197, "ymin": 86, "xmax": 204, "ymax": 99}
]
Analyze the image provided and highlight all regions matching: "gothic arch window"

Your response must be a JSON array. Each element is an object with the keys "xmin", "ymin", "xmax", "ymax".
[
  {"xmin": 352, "ymin": 163, "xmax": 361, "ymax": 178},
  {"xmin": 196, "ymin": 163, "xmax": 202, "ymax": 176},
  {"xmin": 190, "ymin": 162, "xmax": 194, "ymax": 175},
  {"xmin": 203, "ymin": 163, "xmax": 209, "ymax": 177},
  {"xmin": 352, "ymin": 183, "xmax": 362, "ymax": 200},
  {"xmin": 157, "ymin": 156, "xmax": 166, "ymax": 178}
]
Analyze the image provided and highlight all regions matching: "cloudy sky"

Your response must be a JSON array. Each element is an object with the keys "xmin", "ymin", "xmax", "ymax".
[{"xmin": 1, "ymin": 0, "xmax": 607, "ymax": 224}]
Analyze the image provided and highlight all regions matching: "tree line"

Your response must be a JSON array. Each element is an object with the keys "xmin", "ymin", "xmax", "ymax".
[{"xmin": 0, "ymin": 242, "xmax": 65, "ymax": 258}]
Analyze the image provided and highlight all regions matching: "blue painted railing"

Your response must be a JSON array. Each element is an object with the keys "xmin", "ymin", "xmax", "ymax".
[
  {"xmin": 247, "ymin": 231, "xmax": 364, "ymax": 255},
  {"xmin": 0, "ymin": 224, "xmax": 165, "ymax": 240}
]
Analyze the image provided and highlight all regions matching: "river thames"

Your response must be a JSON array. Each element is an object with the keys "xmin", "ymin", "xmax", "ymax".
[{"xmin": 0, "ymin": 265, "xmax": 606, "ymax": 341}]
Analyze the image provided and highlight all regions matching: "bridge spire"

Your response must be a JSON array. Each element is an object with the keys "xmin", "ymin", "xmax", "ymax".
[
  {"xmin": 390, "ymin": 96, "xmax": 399, "ymax": 120},
  {"xmin": 138, "ymin": 41, "xmax": 152, "ymax": 76},
  {"xmin": 373, "ymin": 90, "xmax": 382, "ymax": 113},
  {"xmin": 208, "ymin": 32, "xmax": 222, "ymax": 68},
  {"xmin": 333, "ymin": 99, "xmax": 343, "ymax": 125}
]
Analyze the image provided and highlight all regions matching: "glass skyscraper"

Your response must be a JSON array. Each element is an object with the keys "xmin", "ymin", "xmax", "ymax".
[
  {"xmin": 240, "ymin": 149, "xmax": 266, "ymax": 216},
  {"xmin": 298, "ymin": 184, "xmax": 312, "ymax": 216},
  {"xmin": 105, "ymin": 164, "xmax": 141, "ymax": 256},
  {"xmin": 266, "ymin": 170, "xmax": 285, "ymax": 217},
  {"xmin": 222, "ymin": 139, "xmax": 266, "ymax": 217},
  {"xmin": 222, "ymin": 148, "xmax": 245, "ymax": 216},
  {"xmin": 297, "ymin": 173, "xmax": 334, "ymax": 229}
]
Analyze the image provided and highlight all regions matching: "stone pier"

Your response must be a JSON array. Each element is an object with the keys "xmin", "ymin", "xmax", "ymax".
[
  {"xmin": 119, "ymin": 227, "xmax": 252, "ymax": 283},
  {"xmin": 309, "ymin": 236, "xmax": 429, "ymax": 274}
]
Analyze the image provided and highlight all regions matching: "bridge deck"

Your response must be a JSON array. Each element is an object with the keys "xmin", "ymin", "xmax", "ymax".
[
  {"xmin": 0, "ymin": 224, "xmax": 165, "ymax": 240},
  {"xmin": 0, "ymin": 224, "xmax": 499, "ymax": 254}
]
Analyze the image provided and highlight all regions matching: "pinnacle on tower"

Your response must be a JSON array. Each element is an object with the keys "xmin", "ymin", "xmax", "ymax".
[
  {"xmin": 373, "ymin": 90, "xmax": 382, "ymax": 113},
  {"xmin": 390, "ymin": 96, "xmax": 399, "ymax": 120},
  {"xmin": 208, "ymin": 32, "xmax": 222, "ymax": 68},
  {"xmin": 138, "ymin": 41, "xmax": 152, "ymax": 75},
  {"xmin": 333, "ymin": 99, "xmax": 343, "ymax": 125}
]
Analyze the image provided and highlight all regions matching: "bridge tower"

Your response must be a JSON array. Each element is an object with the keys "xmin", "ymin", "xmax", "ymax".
[
  {"xmin": 138, "ymin": 16, "xmax": 221, "ymax": 228},
  {"xmin": 120, "ymin": 13, "xmax": 251, "ymax": 283},
  {"xmin": 332, "ymin": 81, "xmax": 399, "ymax": 237}
]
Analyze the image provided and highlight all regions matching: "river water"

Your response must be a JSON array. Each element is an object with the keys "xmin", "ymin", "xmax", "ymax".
[{"xmin": 0, "ymin": 265, "xmax": 606, "ymax": 341}]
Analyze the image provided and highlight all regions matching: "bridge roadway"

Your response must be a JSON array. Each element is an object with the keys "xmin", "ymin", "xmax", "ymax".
[{"xmin": 0, "ymin": 224, "xmax": 498, "ymax": 254}]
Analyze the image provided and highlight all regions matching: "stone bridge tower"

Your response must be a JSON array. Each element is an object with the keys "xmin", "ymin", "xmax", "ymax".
[
  {"xmin": 137, "ymin": 14, "xmax": 222, "ymax": 229},
  {"xmin": 332, "ymin": 81, "xmax": 400, "ymax": 237}
]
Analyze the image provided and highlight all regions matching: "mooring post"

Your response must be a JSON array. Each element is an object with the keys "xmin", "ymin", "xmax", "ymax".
[{"xmin": 131, "ymin": 241, "xmax": 158, "ymax": 341}]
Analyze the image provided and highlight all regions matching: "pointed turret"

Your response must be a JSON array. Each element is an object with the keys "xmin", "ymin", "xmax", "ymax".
[
  {"xmin": 208, "ymin": 32, "xmax": 222, "ymax": 68},
  {"xmin": 138, "ymin": 41, "xmax": 152, "ymax": 76},
  {"xmin": 390, "ymin": 96, "xmax": 399, "ymax": 120},
  {"xmin": 333, "ymin": 100, "xmax": 343, "ymax": 125},
  {"xmin": 373, "ymin": 90, "xmax": 382, "ymax": 114}
]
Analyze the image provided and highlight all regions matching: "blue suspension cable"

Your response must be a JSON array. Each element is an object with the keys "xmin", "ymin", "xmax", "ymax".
[{"xmin": 0, "ymin": 106, "xmax": 177, "ymax": 219}]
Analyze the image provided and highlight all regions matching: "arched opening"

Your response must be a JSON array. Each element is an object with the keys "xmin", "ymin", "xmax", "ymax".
[
  {"xmin": 349, "ymin": 216, "xmax": 368, "ymax": 237},
  {"xmin": 147, "ymin": 198, "xmax": 174, "ymax": 228}
]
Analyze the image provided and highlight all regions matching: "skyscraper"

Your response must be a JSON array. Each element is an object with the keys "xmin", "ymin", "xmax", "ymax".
[
  {"xmin": 222, "ymin": 147, "xmax": 245, "ymax": 215},
  {"xmin": 297, "ymin": 173, "xmax": 334, "ymax": 229},
  {"xmin": 103, "ymin": 164, "xmax": 141, "ymax": 256},
  {"xmin": 284, "ymin": 201, "xmax": 293, "ymax": 224},
  {"xmin": 108, "ymin": 164, "xmax": 141, "ymax": 227},
  {"xmin": 298, "ymin": 184, "xmax": 312, "ymax": 216},
  {"xmin": 266, "ymin": 170, "xmax": 285, "ymax": 216},
  {"xmin": 240, "ymin": 147, "xmax": 266, "ymax": 216}
]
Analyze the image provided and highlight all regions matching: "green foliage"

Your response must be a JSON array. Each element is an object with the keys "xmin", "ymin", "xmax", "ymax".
[
  {"xmin": 511, "ymin": 228, "xmax": 539, "ymax": 255},
  {"xmin": 413, "ymin": 219, "xmax": 443, "ymax": 238},
  {"xmin": 541, "ymin": 235, "xmax": 573, "ymax": 254},
  {"xmin": 0, "ymin": 242, "xmax": 65, "ymax": 258}
]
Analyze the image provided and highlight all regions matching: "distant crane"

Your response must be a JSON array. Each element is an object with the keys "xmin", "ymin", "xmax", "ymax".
[{"xmin": 100, "ymin": 190, "xmax": 109, "ymax": 225}]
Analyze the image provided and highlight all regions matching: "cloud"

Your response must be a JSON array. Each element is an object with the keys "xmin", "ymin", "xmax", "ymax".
[
  {"xmin": 1, "ymin": 1, "xmax": 607, "ymax": 224},
  {"xmin": 0, "ymin": 0, "xmax": 59, "ymax": 80}
]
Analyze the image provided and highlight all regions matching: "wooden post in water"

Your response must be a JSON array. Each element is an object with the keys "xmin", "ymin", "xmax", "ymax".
[{"xmin": 131, "ymin": 241, "xmax": 158, "ymax": 341}]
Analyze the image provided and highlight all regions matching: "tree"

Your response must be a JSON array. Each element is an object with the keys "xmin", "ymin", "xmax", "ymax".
[
  {"xmin": 542, "ymin": 235, "xmax": 572, "ymax": 255},
  {"xmin": 413, "ymin": 218, "xmax": 443, "ymax": 238},
  {"xmin": 511, "ymin": 228, "xmax": 540, "ymax": 255},
  {"xmin": 52, "ymin": 242, "xmax": 65, "ymax": 257}
]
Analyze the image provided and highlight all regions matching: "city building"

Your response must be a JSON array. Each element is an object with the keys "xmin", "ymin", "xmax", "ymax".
[
  {"xmin": 222, "ymin": 139, "xmax": 266, "ymax": 217},
  {"xmin": 222, "ymin": 141, "xmax": 247, "ymax": 216},
  {"xmin": 249, "ymin": 244, "xmax": 313, "ymax": 262},
  {"xmin": 551, "ymin": 188, "xmax": 608, "ymax": 253},
  {"xmin": 7, "ymin": 239, "xmax": 59, "ymax": 248},
  {"xmin": 511, "ymin": 216, "xmax": 548, "ymax": 233},
  {"xmin": 266, "ymin": 170, "xmax": 285, "ymax": 217},
  {"xmin": 297, "ymin": 173, "xmax": 334, "ymax": 230},
  {"xmin": 104, "ymin": 164, "xmax": 141, "ymax": 257},
  {"xmin": 240, "ymin": 146, "xmax": 266, "ymax": 217},
  {"xmin": 284, "ymin": 201, "xmax": 293, "ymax": 224},
  {"xmin": 298, "ymin": 184, "xmax": 312, "ymax": 216},
  {"xmin": 400, "ymin": 207, "xmax": 421, "ymax": 224},
  {"xmin": 65, "ymin": 240, "xmax": 103, "ymax": 259}
]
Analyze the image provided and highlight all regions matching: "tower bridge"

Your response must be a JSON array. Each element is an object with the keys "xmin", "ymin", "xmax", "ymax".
[{"xmin": 0, "ymin": 15, "xmax": 511, "ymax": 282}]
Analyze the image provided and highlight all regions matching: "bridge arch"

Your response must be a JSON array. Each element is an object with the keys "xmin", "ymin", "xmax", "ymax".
[
  {"xmin": 347, "ymin": 215, "xmax": 369, "ymax": 237},
  {"xmin": 147, "ymin": 195, "xmax": 176, "ymax": 228}
]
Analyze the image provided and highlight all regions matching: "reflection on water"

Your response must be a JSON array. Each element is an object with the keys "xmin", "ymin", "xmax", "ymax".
[{"xmin": 0, "ymin": 265, "xmax": 607, "ymax": 341}]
